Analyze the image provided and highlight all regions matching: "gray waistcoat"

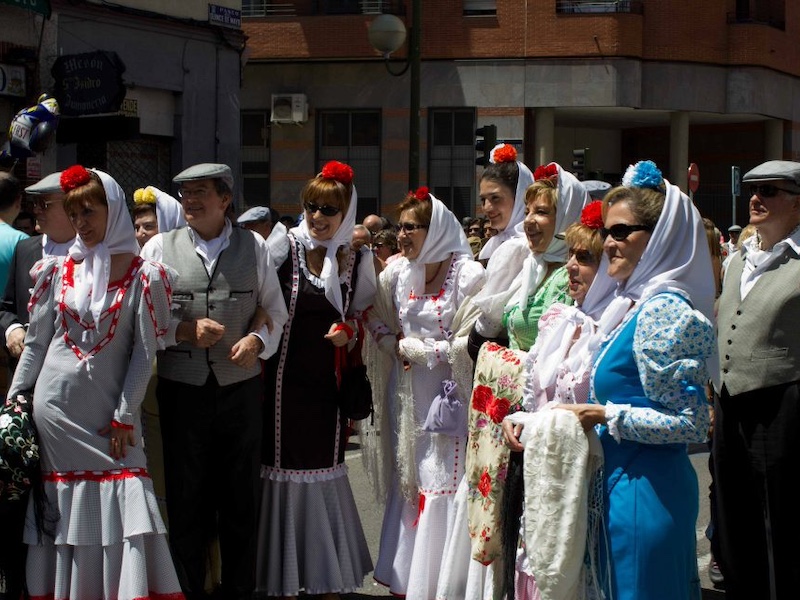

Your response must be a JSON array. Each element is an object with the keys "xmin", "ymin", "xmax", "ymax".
[
  {"xmin": 157, "ymin": 227, "xmax": 261, "ymax": 387},
  {"xmin": 717, "ymin": 248, "xmax": 800, "ymax": 396}
]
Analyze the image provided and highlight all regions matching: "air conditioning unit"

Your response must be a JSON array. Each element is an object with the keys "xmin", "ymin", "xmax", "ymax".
[{"xmin": 270, "ymin": 93, "xmax": 308, "ymax": 124}]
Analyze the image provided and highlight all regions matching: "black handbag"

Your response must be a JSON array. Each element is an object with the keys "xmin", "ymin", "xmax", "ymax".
[
  {"xmin": 336, "ymin": 322, "xmax": 374, "ymax": 422},
  {"xmin": 0, "ymin": 392, "xmax": 39, "ymax": 502}
]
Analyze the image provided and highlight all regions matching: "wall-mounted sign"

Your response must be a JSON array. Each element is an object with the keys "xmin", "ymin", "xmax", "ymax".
[
  {"xmin": 51, "ymin": 51, "xmax": 126, "ymax": 116},
  {"xmin": 0, "ymin": 63, "xmax": 25, "ymax": 97},
  {"xmin": 0, "ymin": 0, "xmax": 51, "ymax": 18},
  {"xmin": 209, "ymin": 4, "xmax": 241, "ymax": 29}
]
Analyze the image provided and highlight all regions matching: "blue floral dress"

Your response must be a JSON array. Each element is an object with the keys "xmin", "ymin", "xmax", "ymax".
[{"xmin": 591, "ymin": 292, "xmax": 714, "ymax": 600}]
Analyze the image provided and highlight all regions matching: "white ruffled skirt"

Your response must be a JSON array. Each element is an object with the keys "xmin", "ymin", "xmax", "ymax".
[{"xmin": 24, "ymin": 471, "xmax": 183, "ymax": 600}]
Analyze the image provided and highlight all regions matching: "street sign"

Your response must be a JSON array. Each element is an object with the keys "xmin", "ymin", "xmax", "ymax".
[{"xmin": 688, "ymin": 163, "xmax": 700, "ymax": 193}]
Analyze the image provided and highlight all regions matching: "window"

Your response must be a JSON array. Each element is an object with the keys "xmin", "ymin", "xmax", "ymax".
[
  {"xmin": 317, "ymin": 110, "xmax": 381, "ymax": 220},
  {"xmin": 428, "ymin": 109, "xmax": 476, "ymax": 221},
  {"xmin": 241, "ymin": 111, "xmax": 271, "ymax": 205},
  {"xmin": 556, "ymin": 1, "xmax": 642, "ymax": 14},
  {"xmin": 464, "ymin": 0, "xmax": 497, "ymax": 16}
]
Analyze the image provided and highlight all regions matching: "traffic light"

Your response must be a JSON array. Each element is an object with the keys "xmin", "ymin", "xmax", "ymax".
[
  {"xmin": 475, "ymin": 125, "xmax": 497, "ymax": 167},
  {"xmin": 572, "ymin": 148, "xmax": 590, "ymax": 180}
]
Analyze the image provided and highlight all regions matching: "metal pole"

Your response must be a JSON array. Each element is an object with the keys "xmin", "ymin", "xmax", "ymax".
[{"xmin": 408, "ymin": 0, "xmax": 421, "ymax": 190}]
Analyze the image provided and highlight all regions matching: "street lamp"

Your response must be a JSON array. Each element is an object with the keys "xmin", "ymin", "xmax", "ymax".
[{"xmin": 368, "ymin": 5, "xmax": 421, "ymax": 189}]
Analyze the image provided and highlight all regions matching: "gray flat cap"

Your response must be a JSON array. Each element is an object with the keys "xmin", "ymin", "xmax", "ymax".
[
  {"xmin": 728, "ymin": 224, "xmax": 742, "ymax": 233},
  {"xmin": 173, "ymin": 163, "xmax": 234, "ymax": 190},
  {"xmin": 238, "ymin": 206, "xmax": 272, "ymax": 224},
  {"xmin": 25, "ymin": 171, "xmax": 63, "ymax": 195},
  {"xmin": 742, "ymin": 160, "xmax": 800, "ymax": 192}
]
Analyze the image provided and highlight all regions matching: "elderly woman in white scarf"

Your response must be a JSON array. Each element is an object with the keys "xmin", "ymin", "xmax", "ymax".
[
  {"xmin": 7, "ymin": 165, "xmax": 182, "ymax": 599},
  {"xmin": 554, "ymin": 161, "xmax": 716, "ymax": 600},
  {"xmin": 254, "ymin": 160, "xmax": 377, "ymax": 600},
  {"xmin": 501, "ymin": 200, "xmax": 618, "ymax": 600},
  {"xmin": 366, "ymin": 187, "xmax": 485, "ymax": 600},
  {"xmin": 436, "ymin": 165, "xmax": 589, "ymax": 600}
]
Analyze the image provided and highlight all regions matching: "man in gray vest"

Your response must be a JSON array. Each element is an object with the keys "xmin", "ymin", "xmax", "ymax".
[
  {"xmin": 141, "ymin": 163, "xmax": 287, "ymax": 600},
  {"xmin": 713, "ymin": 160, "xmax": 800, "ymax": 599}
]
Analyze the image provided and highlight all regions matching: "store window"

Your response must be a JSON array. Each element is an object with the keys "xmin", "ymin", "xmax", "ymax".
[{"xmin": 241, "ymin": 111, "xmax": 271, "ymax": 207}]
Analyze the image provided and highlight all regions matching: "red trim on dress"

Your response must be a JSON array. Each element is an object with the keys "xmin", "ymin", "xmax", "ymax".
[{"xmin": 43, "ymin": 467, "xmax": 151, "ymax": 483}]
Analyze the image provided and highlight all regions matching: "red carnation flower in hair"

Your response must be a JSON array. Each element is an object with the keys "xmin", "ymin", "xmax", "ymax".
[
  {"xmin": 533, "ymin": 164, "xmax": 558, "ymax": 181},
  {"xmin": 414, "ymin": 186, "xmax": 430, "ymax": 201},
  {"xmin": 320, "ymin": 161, "xmax": 354, "ymax": 185},
  {"xmin": 491, "ymin": 144, "xmax": 517, "ymax": 164},
  {"xmin": 580, "ymin": 200, "xmax": 604, "ymax": 230},
  {"xmin": 60, "ymin": 165, "xmax": 91, "ymax": 193}
]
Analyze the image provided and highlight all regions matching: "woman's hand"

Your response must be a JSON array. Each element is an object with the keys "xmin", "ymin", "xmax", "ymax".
[
  {"xmin": 501, "ymin": 419, "xmax": 525, "ymax": 452},
  {"xmin": 324, "ymin": 321, "xmax": 353, "ymax": 347},
  {"xmin": 552, "ymin": 403, "xmax": 607, "ymax": 431},
  {"xmin": 99, "ymin": 422, "xmax": 136, "ymax": 460}
]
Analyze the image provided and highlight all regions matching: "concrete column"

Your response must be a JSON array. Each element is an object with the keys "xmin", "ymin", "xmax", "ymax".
[
  {"xmin": 670, "ymin": 111, "xmax": 689, "ymax": 192},
  {"xmin": 764, "ymin": 119, "xmax": 783, "ymax": 160},
  {"xmin": 534, "ymin": 107, "xmax": 555, "ymax": 167}
]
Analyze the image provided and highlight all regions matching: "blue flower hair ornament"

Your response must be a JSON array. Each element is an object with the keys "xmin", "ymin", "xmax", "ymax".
[{"xmin": 622, "ymin": 160, "xmax": 665, "ymax": 191}]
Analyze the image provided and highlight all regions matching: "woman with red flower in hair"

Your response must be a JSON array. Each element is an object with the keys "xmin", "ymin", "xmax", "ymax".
[
  {"xmin": 365, "ymin": 186, "xmax": 485, "ymax": 599},
  {"xmin": 254, "ymin": 161, "xmax": 377, "ymax": 600},
  {"xmin": 437, "ymin": 166, "xmax": 589, "ymax": 600},
  {"xmin": 499, "ymin": 200, "xmax": 618, "ymax": 599},
  {"xmin": 6, "ymin": 165, "xmax": 183, "ymax": 599}
]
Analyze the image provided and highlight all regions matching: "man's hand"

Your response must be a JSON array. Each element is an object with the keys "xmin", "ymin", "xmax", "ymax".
[
  {"xmin": 177, "ymin": 318, "xmax": 225, "ymax": 348},
  {"xmin": 229, "ymin": 334, "xmax": 264, "ymax": 369},
  {"xmin": 6, "ymin": 328, "xmax": 25, "ymax": 358},
  {"xmin": 248, "ymin": 305, "xmax": 274, "ymax": 334}
]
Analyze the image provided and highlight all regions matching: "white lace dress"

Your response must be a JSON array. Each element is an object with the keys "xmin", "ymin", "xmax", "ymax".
[
  {"xmin": 7, "ymin": 255, "xmax": 182, "ymax": 600},
  {"xmin": 371, "ymin": 254, "xmax": 485, "ymax": 599}
]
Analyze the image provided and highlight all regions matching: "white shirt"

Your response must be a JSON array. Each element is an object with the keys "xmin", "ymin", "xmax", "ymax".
[
  {"xmin": 737, "ymin": 226, "xmax": 800, "ymax": 300},
  {"xmin": 140, "ymin": 220, "xmax": 288, "ymax": 359}
]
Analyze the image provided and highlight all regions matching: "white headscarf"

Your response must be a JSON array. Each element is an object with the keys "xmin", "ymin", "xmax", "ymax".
[
  {"xmin": 509, "ymin": 163, "xmax": 589, "ymax": 311},
  {"xmin": 478, "ymin": 146, "xmax": 534, "ymax": 260},
  {"xmin": 602, "ymin": 172, "xmax": 715, "ymax": 323},
  {"xmin": 67, "ymin": 169, "xmax": 140, "ymax": 329},
  {"xmin": 396, "ymin": 191, "xmax": 472, "ymax": 307},
  {"xmin": 290, "ymin": 180, "xmax": 377, "ymax": 320},
  {"xmin": 150, "ymin": 186, "xmax": 186, "ymax": 233}
]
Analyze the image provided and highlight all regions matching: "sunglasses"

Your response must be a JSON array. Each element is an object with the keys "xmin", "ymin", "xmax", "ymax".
[
  {"xmin": 749, "ymin": 184, "xmax": 799, "ymax": 198},
  {"xmin": 600, "ymin": 223, "xmax": 653, "ymax": 241},
  {"xmin": 32, "ymin": 197, "xmax": 62, "ymax": 211},
  {"xmin": 303, "ymin": 202, "xmax": 341, "ymax": 217},
  {"xmin": 396, "ymin": 222, "xmax": 428, "ymax": 233},
  {"xmin": 568, "ymin": 248, "xmax": 597, "ymax": 266}
]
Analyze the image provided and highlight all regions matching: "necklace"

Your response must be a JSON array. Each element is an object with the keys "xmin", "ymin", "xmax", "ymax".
[{"xmin": 425, "ymin": 260, "xmax": 444, "ymax": 284}]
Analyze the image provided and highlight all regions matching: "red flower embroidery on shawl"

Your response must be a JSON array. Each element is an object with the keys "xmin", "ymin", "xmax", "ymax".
[
  {"xmin": 472, "ymin": 385, "xmax": 493, "ymax": 413},
  {"xmin": 486, "ymin": 396, "xmax": 511, "ymax": 424},
  {"xmin": 478, "ymin": 469, "xmax": 492, "ymax": 497}
]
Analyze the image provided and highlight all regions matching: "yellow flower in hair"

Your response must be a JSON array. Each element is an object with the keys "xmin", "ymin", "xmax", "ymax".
[{"xmin": 133, "ymin": 187, "xmax": 157, "ymax": 205}]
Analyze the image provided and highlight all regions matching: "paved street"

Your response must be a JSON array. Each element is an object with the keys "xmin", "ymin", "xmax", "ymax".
[{"xmin": 343, "ymin": 440, "xmax": 726, "ymax": 599}]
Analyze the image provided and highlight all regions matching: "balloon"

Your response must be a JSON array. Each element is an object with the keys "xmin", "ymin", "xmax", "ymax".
[{"xmin": 6, "ymin": 93, "xmax": 60, "ymax": 158}]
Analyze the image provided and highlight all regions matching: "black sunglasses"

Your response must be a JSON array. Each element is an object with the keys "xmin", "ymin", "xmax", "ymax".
[
  {"xmin": 396, "ymin": 222, "xmax": 428, "ymax": 233},
  {"xmin": 568, "ymin": 248, "xmax": 597, "ymax": 266},
  {"xmin": 303, "ymin": 202, "xmax": 341, "ymax": 217},
  {"xmin": 600, "ymin": 223, "xmax": 653, "ymax": 241},
  {"xmin": 32, "ymin": 197, "xmax": 62, "ymax": 211},
  {"xmin": 749, "ymin": 184, "xmax": 799, "ymax": 198}
]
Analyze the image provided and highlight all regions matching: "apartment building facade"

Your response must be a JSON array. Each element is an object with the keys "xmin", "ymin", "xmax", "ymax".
[
  {"xmin": 242, "ymin": 0, "xmax": 800, "ymax": 227},
  {"xmin": 0, "ymin": 0, "xmax": 244, "ymax": 201}
]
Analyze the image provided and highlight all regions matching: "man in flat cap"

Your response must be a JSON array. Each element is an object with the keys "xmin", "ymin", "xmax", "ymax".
[
  {"xmin": 724, "ymin": 224, "xmax": 742, "ymax": 256},
  {"xmin": 713, "ymin": 159, "xmax": 800, "ymax": 599},
  {"xmin": 141, "ymin": 163, "xmax": 288, "ymax": 600},
  {"xmin": 0, "ymin": 170, "xmax": 73, "ymax": 600}
]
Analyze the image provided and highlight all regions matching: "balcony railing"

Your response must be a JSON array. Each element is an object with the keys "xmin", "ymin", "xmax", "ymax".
[
  {"xmin": 556, "ymin": 1, "xmax": 643, "ymax": 14},
  {"xmin": 242, "ymin": 1, "xmax": 405, "ymax": 18}
]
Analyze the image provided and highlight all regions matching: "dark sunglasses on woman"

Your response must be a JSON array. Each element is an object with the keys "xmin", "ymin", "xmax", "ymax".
[
  {"xmin": 600, "ymin": 223, "xmax": 653, "ymax": 241},
  {"xmin": 303, "ymin": 202, "xmax": 341, "ymax": 216},
  {"xmin": 395, "ymin": 222, "xmax": 428, "ymax": 233}
]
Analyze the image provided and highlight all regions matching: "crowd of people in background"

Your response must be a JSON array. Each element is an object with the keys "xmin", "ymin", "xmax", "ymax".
[{"xmin": 0, "ymin": 150, "xmax": 798, "ymax": 600}]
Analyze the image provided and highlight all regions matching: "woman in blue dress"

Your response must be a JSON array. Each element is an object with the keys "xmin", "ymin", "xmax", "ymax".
[{"xmin": 556, "ymin": 160, "xmax": 717, "ymax": 600}]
